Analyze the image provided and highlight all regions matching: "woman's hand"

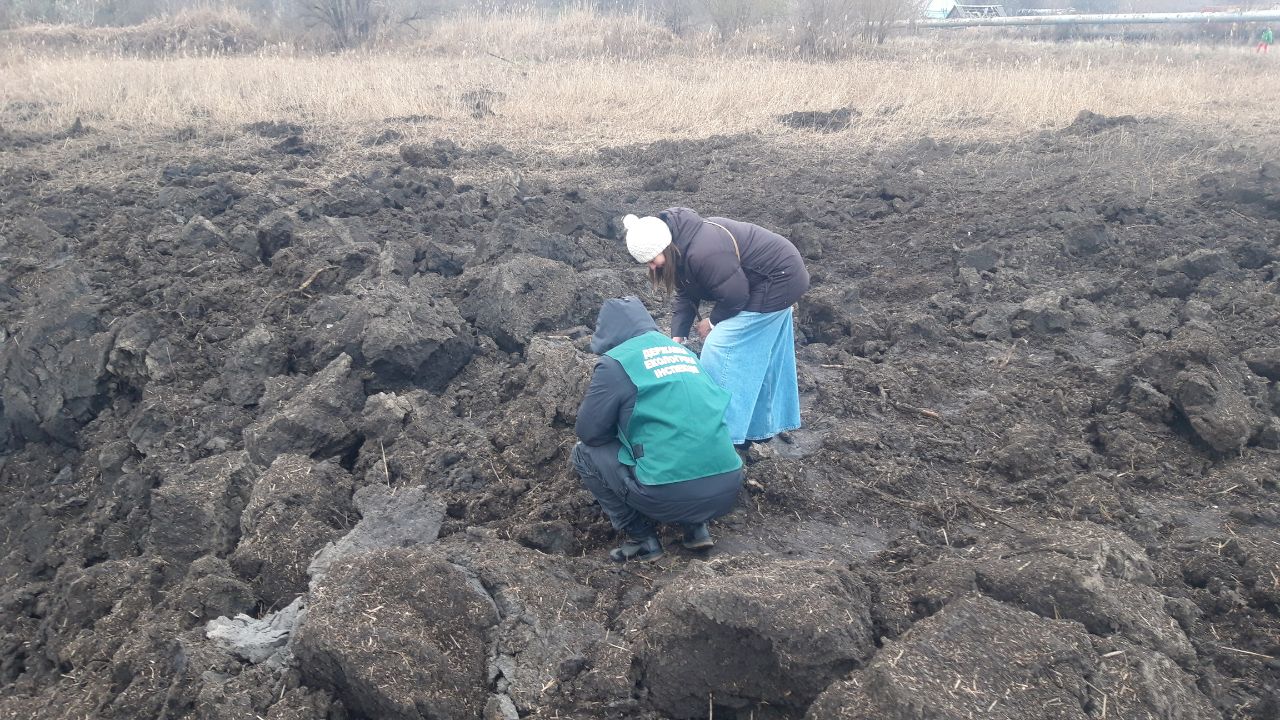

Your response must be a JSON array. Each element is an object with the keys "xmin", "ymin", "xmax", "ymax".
[{"xmin": 695, "ymin": 318, "xmax": 713, "ymax": 339}]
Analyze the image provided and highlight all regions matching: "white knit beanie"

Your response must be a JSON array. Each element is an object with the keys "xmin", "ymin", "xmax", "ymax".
[{"xmin": 623, "ymin": 214, "xmax": 672, "ymax": 263}]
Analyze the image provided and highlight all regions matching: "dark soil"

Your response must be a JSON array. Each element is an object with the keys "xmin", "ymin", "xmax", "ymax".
[
  {"xmin": 1, "ymin": 112, "xmax": 1278, "ymax": 720},
  {"xmin": 777, "ymin": 107, "xmax": 858, "ymax": 132}
]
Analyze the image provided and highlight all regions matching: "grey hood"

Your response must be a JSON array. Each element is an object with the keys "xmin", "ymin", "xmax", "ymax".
[{"xmin": 589, "ymin": 297, "xmax": 659, "ymax": 354}]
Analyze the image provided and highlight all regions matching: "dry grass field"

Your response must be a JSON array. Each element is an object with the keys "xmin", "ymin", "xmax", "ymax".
[{"xmin": 2, "ymin": 9, "xmax": 1275, "ymax": 155}]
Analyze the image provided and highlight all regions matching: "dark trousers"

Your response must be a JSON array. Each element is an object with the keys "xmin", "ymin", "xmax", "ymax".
[{"xmin": 571, "ymin": 441, "xmax": 742, "ymax": 539}]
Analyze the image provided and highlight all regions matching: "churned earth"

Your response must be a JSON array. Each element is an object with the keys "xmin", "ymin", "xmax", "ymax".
[{"xmin": 1, "ymin": 110, "xmax": 1278, "ymax": 719}]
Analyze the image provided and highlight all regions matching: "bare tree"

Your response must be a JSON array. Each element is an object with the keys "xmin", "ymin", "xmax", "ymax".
[
  {"xmin": 853, "ymin": 0, "xmax": 919, "ymax": 44},
  {"xmin": 649, "ymin": 0, "xmax": 698, "ymax": 35},
  {"xmin": 792, "ymin": 0, "xmax": 918, "ymax": 51},
  {"xmin": 701, "ymin": 0, "xmax": 785, "ymax": 38},
  {"xmin": 7, "ymin": 0, "xmax": 99, "ymax": 25},
  {"xmin": 792, "ymin": 0, "xmax": 857, "ymax": 54},
  {"xmin": 303, "ymin": 0, "xmax": 382, "ymax": 47}
]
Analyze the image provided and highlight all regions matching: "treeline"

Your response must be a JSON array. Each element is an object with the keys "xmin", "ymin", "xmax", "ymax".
[{"xmin": 0, "ymin": 0, "xmax": 924, "ymax": 48}]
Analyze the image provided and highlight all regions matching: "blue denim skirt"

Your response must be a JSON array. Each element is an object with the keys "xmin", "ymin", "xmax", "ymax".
[{"xmin": 698, "ymin": 307, "xmax": 802, "ymax": 444}]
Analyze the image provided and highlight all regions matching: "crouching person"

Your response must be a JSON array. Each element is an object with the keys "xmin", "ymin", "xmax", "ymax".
[{"xmin": 573, "ymin": 297, "xmax": 744, "ymax": 562}]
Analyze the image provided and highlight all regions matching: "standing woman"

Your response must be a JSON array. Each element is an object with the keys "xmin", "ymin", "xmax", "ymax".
[{"xmin": 622, "ymin": 208, "xmax": 810, "ymax": 447}]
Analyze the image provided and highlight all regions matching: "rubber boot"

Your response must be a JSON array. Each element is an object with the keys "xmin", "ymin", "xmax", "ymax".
[
  {"xmin": 609, "ymin": 535, "xmax": 663, "ymax": 563},
  {"xmin": 681, "ymin": 523, "xmax": 714, "ymax": 551}
]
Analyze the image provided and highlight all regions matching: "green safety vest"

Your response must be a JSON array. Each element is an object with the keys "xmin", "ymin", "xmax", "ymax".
[{"xmin": 605, "ymin": 331, "xmax": 743, "ymax": 485}]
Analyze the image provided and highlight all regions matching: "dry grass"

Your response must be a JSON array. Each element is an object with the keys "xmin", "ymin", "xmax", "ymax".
[
  {"xmin": 0, "ymin": 7, "xmax": 272, "ymax": 56},
  {"xmin": 408, "ymin": 6, "xmax": 684, "ymax": 59},
  {"xmin": 1, "ymin": 9, "xmax": 1275, "ymax": 155}
]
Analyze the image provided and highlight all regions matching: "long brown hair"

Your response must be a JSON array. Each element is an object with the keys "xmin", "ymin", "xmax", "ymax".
[{"xmin": 648, "ymin": 244, "xmax": 681, "ymax": 294}]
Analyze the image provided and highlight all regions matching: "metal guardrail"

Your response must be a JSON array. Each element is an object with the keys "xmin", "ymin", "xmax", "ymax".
[{"xmin": 916, "ymin": 9, "xmax": 1280, "ymax": 28}]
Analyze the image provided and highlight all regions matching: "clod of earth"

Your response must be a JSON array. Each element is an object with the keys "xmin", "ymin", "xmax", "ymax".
[
  {"xmin": 640, "ymin": 559, "xmax": 877, "ymax": 717},
  {"xmin": 777, "ymin": 107, "xmax": 858, "ymax": 132}
]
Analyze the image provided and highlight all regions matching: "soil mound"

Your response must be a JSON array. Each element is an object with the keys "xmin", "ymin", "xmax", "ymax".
[
  {"xmin": 293, "ymin": 546, "xmax": 499, "ymax": 719},
  {"xmin": 640, "ymin": 559, "xmax": 876, "ymax": 717},
  {"xmin": 778, "ymin": 106, "xmax": 857, "ymax": 131},
  {"xmin": 1062, "ymin": 109, "xmax": 1139, "ymax": 135},
  {"xmin": 809, "ymin": 594, "xmax": 1215, "ymax": 719},
  {"xmin": 2, "ymin": 120, "xmax": 1279, "ymax": 719},
  {"xmin": 229, "ymin": 454, "xmax": 355, "ymax": 606},
  {"xmin": 242, "ymin": 354, "xmax": 364, "ymax": 466},
  {"xmin": 400, "ymin": 139, "xmax": 463, "ymax": 169}
]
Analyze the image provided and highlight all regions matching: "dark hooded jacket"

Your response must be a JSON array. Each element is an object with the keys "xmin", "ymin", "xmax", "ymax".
[
  {"xmin": 574, "ymin": 297, "xmax": 659, "ymax": 446},
  {"xmin": 659, "ymin": 207, "xmax": 810, "ymax": 338}
]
